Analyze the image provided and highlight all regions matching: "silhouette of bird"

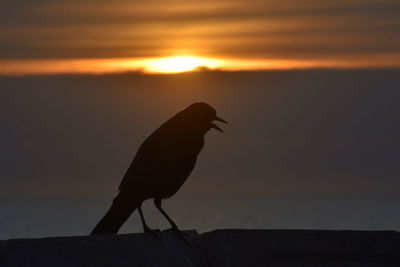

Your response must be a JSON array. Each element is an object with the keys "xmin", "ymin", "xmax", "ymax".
[{"xmin": 91, "ymin": 102, "xmax": 226, "ymax": 241}]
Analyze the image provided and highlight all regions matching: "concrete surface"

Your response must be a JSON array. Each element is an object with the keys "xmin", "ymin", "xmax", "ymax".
[{"xmin": 1, "ymin": 229, "xmax": 399, "ymax": 266}]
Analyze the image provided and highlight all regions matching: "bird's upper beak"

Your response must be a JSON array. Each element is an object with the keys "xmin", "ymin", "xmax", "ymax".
[{"xmin": 211, "ymin": 116, "xmax": 227, "ymax": 132}]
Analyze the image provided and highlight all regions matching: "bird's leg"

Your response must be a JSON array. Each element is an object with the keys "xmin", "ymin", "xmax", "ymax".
[
  {"xmin": 154, "ymin": 199, "xmax": 189, "ymax": 244},
  {"xmin": 138, "ymin": 205, "xmax": 161, "ymax": 240},
  {"xmin": 137, "ymin": 205, "xmax": 151, "ymax": 232}
]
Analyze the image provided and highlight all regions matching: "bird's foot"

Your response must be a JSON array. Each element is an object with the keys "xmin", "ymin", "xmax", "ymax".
[
  {"xmin": 144, "ymin": 226, "xmax": 162, "ymax": 240},
  {"xmin": 167, "ymin": 226, "xmax": 191, "ymax": 246}
]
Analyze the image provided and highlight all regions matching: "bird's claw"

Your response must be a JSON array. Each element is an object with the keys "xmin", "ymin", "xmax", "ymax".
[
  {"xmin": 167, "ymin": 227, "xmax": 191, "ymax": 246},
  {"xmin": 144, "ymin": 227, "xmax": 162, "ymax": 240}
]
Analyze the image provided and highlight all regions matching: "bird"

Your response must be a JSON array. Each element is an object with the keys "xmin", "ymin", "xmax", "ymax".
[{"xmin": 91, "ymin": 102, "xmax": 227, "ymax": 241}]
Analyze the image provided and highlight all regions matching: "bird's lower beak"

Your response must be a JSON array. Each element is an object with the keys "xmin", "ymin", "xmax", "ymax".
[{"xmin": 211, "ymin": 123, "xmax": 224, "ymax": 132}]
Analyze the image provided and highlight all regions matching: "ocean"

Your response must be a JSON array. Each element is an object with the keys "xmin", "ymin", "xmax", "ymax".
[{"xmin": 1, "ymin": 195, "xmax": 399, "ymax": 240}]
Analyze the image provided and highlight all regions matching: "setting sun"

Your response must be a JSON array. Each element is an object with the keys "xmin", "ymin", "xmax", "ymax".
[{"xmin": 143, "ymin": 56, "xmax": 222, "ymax": 73}]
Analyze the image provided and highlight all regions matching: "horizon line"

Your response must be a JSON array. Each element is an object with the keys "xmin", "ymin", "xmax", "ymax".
[{"xmin": 1, "ymin": 56, "xmax": 400, "ymax": 76}]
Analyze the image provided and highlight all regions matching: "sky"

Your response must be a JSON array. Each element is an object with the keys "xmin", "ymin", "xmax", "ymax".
[
  {"xmin": 1, "ymin": 0, "xmax": 399, "ymax": 74},
  {"xmin": 1, "ymin": 70, "xmax": 399, "ymax": 198},
  {"xmin": 0, "ymin": 2, "xmax": 399, "ymax": 197}
]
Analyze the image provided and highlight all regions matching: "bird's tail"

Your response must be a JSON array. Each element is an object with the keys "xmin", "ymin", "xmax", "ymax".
[{"xmin": 91, "ymin": 194, "xmax": 140, "ymax": 235}]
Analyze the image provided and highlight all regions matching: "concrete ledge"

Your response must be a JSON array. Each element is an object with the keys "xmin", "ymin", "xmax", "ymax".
[
  {"xmin": 200, "ymin": 230, "xmax": 400, "ymax": 267},
  {"xmin": 0, "ymin": 231, "xmax": 206, "ymax": 267},
  {"xmin": 1, "ymin": 230, "xmax": 400, "ymax": 266}
]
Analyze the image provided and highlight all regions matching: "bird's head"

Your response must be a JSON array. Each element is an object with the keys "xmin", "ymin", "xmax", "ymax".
[{"xmin": 176, "ymin": 102, "xmax": 227, "ymax": 134}]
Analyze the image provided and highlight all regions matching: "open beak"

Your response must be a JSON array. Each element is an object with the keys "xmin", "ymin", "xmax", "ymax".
[
  {"xmin": 211, "ymin": 116, "xmax": 227, "ymax": 132},
  {"xmin": 211, "ymin": 123, "xmax": 224, "ymax": 132}
]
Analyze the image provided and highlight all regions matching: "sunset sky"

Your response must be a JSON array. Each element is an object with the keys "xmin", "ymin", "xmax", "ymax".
[
  {"xmin": 1, "ymin": 0, "xmax": 399, "ymax": 74},
  {"xmin": 0, "ymin": 0, "xmax": 399, "ymax": 198},
  {"xmin": 1, "ymin": 0, "xmax": 400, "ymax": 196}
]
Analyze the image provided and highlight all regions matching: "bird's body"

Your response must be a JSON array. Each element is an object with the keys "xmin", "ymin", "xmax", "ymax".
[
  {"xmin": 91, "ymin": 103, "xmax": 226, "ymax": 237},
  {"xmin": 119, "ymin": 118, "xmax": 204, "ymax": 199}
]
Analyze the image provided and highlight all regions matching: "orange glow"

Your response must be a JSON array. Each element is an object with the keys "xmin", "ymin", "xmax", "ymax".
[
  {"xmin": 1, "ymin": 55, "xmax": 400, "ymax": 75},
  {"xmin": 1, "ymin": 1, "xmax": 399, "ymax": 76}
]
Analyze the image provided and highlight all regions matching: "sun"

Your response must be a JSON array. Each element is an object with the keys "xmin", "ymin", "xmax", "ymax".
[{"xmin": 143, "ymin": 56, "xmax": 222, "ymax": 73}]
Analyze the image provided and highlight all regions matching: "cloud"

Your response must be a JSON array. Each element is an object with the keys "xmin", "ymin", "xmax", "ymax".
[{"xmin": 0, "ymin": 0, "xmax": 399, "ymax": 68}]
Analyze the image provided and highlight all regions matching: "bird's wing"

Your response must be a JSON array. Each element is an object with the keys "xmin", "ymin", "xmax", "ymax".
[
  {"xmin": 118, "ymin": 117, "xmax": 204, "ymax": 198},
  {"xmin": 118, "ymin": 127, "xmax": 195, "ymax": 192}
]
